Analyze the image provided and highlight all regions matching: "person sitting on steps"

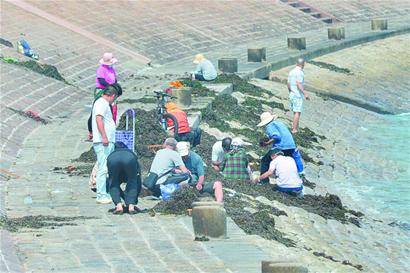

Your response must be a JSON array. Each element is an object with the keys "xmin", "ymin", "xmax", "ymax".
[
  {"xmin": 192, "ymin": 53, "xmax": 217, "ymax": 81},
  {"xmin": 211, "ymin": 137, "xmax": 232, "ymax": 172}
]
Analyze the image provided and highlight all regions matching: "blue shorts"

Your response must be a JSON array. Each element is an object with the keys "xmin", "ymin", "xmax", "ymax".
[{"xmin": 289, "ymin": 93, "xmax": 303, "ymax": 113}]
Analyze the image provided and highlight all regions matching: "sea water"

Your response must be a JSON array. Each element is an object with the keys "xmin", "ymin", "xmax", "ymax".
[{"xmin": 354, "ymin": 113, "xmax": 410, "ymax": 229}]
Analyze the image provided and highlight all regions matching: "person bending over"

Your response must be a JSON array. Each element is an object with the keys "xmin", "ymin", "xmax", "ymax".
[
  {"xmin": 145, "ymin": 138, "xmax": 191, "ymax": 197},
  {"xmin": 107, "ymin": 142, "xmax": 142, "ymax": 214},
  {"xmin": 254, "ymin": 148, "xmax": 303, "ymax": 197},
  {"xmin": 177, "ymin": 142, "xmax": 223, "ymax": 203},
  {"xmin": 211, "ymin": 137, "xmax": 232, "ymax": 172}
]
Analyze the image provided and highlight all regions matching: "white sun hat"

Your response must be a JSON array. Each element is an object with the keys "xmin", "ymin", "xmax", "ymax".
[
  {"xmin": 257, "ymin": 112, "xmax": 278, "ymax": 127},
  {"xmin": 99, "ymin": 52, "xmax": 118, "ymax": 65},
  {"xmin": 176, "ymin": 141, "xmax": 190, "ymax": 156}
]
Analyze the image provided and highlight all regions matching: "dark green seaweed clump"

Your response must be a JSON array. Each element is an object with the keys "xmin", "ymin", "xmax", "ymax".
[
  {"xmin": 0, "ymin": 57, "xmax": 67, "ymax": 83},
  {"xmin": 0, "ymin": 215, "xmax": 97, "ymax": 232},
  {"xmin": 313, "ymin": 251, "xmax": 363, "ymax": 271},
  {"xmin": 309, "ymin": 60, "xmax": 353, "ymax": 75},
  {"xmin": 0, "ymin": 38, "xmax": 13, "ymax": 47},
  {"xmin": 180, "ymin": 78, "xmax": 216, "ymax": 97},
  {"xmin": 153, "ymin": 187, "xmax": 200, "ymax": 215},
  {"xmin": 6, "ymin": 106, "xmax": 49, "ymax": 124},
  {"xmin": 118, "ymin": 97, "xmax": 157, "ymax": 104}
]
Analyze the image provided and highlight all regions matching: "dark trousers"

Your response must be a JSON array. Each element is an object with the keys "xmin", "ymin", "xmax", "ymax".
[
  {"xmin": 194, "ymin": 73, "xmax": 206, "ymax": 81},
  {"xmin": 175, "ymin": 127, "xmax": 202, "ymax": 147},
  {"xmin": 107, "ymin": 151, "xmax": 141, "ymax": 206},
  {"xmin": 260, "ymin": 148, "xmax": 294, "ymax": 184}
]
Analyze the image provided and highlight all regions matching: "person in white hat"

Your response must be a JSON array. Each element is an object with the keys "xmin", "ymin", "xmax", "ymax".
[
  {"xmin": 257, "ymin": 112, "xmax": 300, "ymax": 184},
  {"xmin": 221, "ymin": 137, "xmax": 251, "ymax": 180},
  {"xmin": 176, "ymin": 142, "xmax": 223, "ymax": 203},
  {"xmin": 192, "ymin": 53, "xmax": 217, "ymax": 81}
]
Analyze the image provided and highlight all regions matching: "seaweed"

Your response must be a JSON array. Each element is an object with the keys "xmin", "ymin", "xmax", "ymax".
[
  {"xmin": 0, "ymin": 57, "xmax": 67, "ymax": 83},
  {"xmin": 309, "ymin": 60, "xmax": 353, "ymax": 75},
  {"xmin": 118, "ymin": 97, "xmax": 157, "ymax": 104},
  {"xmin": 0, "ymin": 215, "xmax": 97, "ymax": 232},
  {"xmin": 179, "ymin": 78, "xmax": 216, "ymax": 97},
  {"xmin": 313, "ymin": 251, "xmax": 363, "ymax": 271},
  {"xmin": 153, "ymin": 187, "xmax": 200, "ymax": 215},
  {"xmin": 7, "ymin": 107, "xmax": 49, "ymax": 124},
  {"xmin": 0, "ymin": 37, "xmax": 13, "ymax": 48}
]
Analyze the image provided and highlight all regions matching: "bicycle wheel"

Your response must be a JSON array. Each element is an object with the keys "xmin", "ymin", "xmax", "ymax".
[{"xmin": 163, "ymin": 113, "xmax": 179, "ymax": 139}]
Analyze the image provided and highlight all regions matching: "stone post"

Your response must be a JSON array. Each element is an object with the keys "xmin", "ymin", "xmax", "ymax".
[
  {"xmin": 218, "ymin": 58, "xmax": 238, "ymax": 73},
  {"xmin": 173, "ymin": 87, "xmax": 192, "ymax": 108},
  {"xmin": 248, "ymin": 47, "xmax": 266, "ymax": 62},
  {"xmin": 261, "ymin": 261, "xmax": 308, "ymax": 273},
  {"xmin": 287, "ymin": 37, "xmax": 306, "ymax": 50},
  {"xmin": 328, "ymin": 27, "xmax": 345, "ymax": 40},
  {"xmin": 192, "ymin": 201, "xmax": 227, "ymax": 238},
  {"xmin": 371, "ymin": 19, "xmax": 388, "ymax": 31}
]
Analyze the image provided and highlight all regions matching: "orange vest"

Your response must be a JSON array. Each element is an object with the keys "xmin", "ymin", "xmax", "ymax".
[{"xmin": 167, "ymin": 110, "xmax": 191, "ymax": 134}]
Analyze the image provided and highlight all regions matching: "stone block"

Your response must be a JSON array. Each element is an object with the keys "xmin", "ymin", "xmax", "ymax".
[
  {"xmin": 202, "ymin": 83, "xmax": 233, "ymax": 96},
  {"xmin": 248, "ymin": 48, "xmax": 266, "ymax": 62},
  {"xmin": 287, "ymin": 37, "xmax": 306, "ymax": 50},
  {"xmin": 371, "ymin": 19, "xmax": 388, "ymax": 31},
  {"xmin": 218, "ymin": 58, "xmax": 238, "ymax": 73},
  {"xmin": 192, "ymin": 201, "xmax": 227, "ymax": 238},
  {"xmin": 328, "ymin": 27, "xmax": 345, "ymax": 40},
  {"xmin": 261, "ymin": 261, "xmax": 308, "ymax": 273},
  {"xmin": 173, "ymin": 87, "xmax": 192, "ymax": 108}
]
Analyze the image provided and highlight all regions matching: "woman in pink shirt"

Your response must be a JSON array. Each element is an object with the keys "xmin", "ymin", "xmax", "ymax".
[{"xmin": 87, "ymin": 53, "xmax": 121, "ymax": 140}]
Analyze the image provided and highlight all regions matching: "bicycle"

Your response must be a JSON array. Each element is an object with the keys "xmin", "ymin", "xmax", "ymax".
[{"xmin": 153, "ymin": 90, "xmax": 179, "ymax": 138}]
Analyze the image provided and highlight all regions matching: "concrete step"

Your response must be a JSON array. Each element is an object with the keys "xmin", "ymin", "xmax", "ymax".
[{"xmin": 202, "ymin": 83, "xmax": 233, "ymax": 96}]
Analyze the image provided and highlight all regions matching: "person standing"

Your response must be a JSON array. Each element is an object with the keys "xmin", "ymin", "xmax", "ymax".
[
  {"xmin": 92, "ymin": 86, "xmax": 118, "ymax": 203},
  {"xmin": 87, "ymin": 53, "xmax": 121, "ymax": 140},
  {"xmin": 257, "ymin": 112, "xmax": 300, "ymax": 184},
  {"xmin": 254, "ymin": 148, "xmax": 303, "ymax": 197},
  {"xmin": 287, "ymin": 58, "xmax": 310, "ymax": 133},
  {"xmin": 192, "ymin": 54, "xmax": 217, "ymax": 81}
]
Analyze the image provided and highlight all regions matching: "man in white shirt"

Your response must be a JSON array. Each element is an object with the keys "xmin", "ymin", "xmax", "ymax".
[
  {"xmin": 287, "ymin": 58, "xmax": 310, "ymax": 134},
  {"xmin": 211, "ymin": 137, "xmax": 232, "ymax": 171},
  {"xmin": 92, "ymin": 86, "xmax": 118, "ymax": 204},
  {"xmin": 254, "ymin": 148, "xmax": 303, "ymax": 197}
]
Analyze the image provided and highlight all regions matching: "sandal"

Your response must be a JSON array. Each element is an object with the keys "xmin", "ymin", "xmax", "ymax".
[
  {"xmin": 112, "ymin": 209, "xmax": 123, "ymax": 215},
  {"xmin": 128, "ymin": 206, "xmax": 145, "ymax": 215}
]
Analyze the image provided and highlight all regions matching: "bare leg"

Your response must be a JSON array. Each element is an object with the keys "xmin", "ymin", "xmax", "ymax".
[
  {"xmin": 213, "ymin": 181, "xmax": 223, "ymax": 203},
  {"xmin": 292, "ymin": 112, "xmax": 300, "ymax": 133}
]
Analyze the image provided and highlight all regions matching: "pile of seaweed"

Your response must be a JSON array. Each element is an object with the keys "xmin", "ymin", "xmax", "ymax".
[
  {"xmin": 0, "ymin": 215, "xmax": 96, "ymax": 232},
  {"xmin": 0, "ymin": 37, "xmax": 13, "ymax": 48},
  {"xmin": 180, "ymin": 78, "xmax": 216, "ymax": 97},
  {"xmin": 0, "ymin": 57, "xmax": 67, "ymax": 83},
  {"xmin": 153, "ymin": 187, "xmax": 200, "ymax": 215},
  {"xmin": 309, "ymin": 60, "xmax": 353, "ymax": 75},
  {"xmin": 7, "ymin": 106, "xmax": 49, "ymax": 124}
]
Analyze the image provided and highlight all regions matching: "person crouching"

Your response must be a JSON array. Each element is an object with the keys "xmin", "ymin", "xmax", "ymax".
[
  {"xmin": 177, "ymin": 142, "xmax": 223, "ymax": 203},
  {"xmin": 254, "ymin": 148, "xmax": 303, "ymax": 197}
]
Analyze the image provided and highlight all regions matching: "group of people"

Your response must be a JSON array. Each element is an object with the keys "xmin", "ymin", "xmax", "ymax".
[{"xmin": 88, "ymin": 52, "xmax": 308, "ymax": 213}]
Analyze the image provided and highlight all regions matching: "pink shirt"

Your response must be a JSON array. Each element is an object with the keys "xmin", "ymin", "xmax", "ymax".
[{"xmin": 96, "ymin": 64, "xmax": 117, "ymax": 89}]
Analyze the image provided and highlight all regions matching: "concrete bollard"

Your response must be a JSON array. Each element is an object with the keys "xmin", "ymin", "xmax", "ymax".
[
  {"xmin": 192, "ymin": 201, "xmax": 227, "ymax": 238},
  {"xmin": 218, "ymin": 58, "xmax": 238, "ymax": 73},
  {"xmin": 248, "ymin": 47, "xmax": 266, "ymax": 62},
  {"xmin": 371, "ymin": 19, "xmax": 388, "ymax": 31},
  {"xmin": 173, "ymin": 87, "xmax": 192, "ymax": 108},
  {"xmin": 287, "ymin": 37, "xmax": 306, "ymax": 50},
  {"xmin": 262, "ymin": 261, "xmax": 308, "ymax": 273},
  {"xmin": 328, "ymin": 27, "xmax": 345, "ymax": 40}
]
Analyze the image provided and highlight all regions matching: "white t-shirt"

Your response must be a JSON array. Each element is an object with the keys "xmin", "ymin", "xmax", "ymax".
[
  {"xmin": 269, "ymin": 155, "xmax": 302, "ymax": 188},
  {"xmin": 287, "ymin": 66, "xmax": 304, "ymax": 98},
  {"xmin": 92, "ymin": 97, "xmax": 116, "ymax": 143},
  {"xmin": 212, "ymin": 141, "xmax": 225, "ymax": 163}
]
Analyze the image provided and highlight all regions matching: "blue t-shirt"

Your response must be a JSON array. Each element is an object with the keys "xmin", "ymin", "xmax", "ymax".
[
  {"xmin": 265, "ymin": 121, "xmax": 296, "ymax": 150},
  {"xmin": 184, "ymin": 151, "xmax": 205, "ymax": 177}
]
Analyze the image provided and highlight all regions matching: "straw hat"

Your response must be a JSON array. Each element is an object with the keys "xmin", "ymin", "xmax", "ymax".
[
  {"xmin": 176, "ymin": 141, "xmax": 190, "ymax": 157},
  {"xmin": 193, "ymin": 54, "xmax": 205, "ymax": 64},
  {"xmin": 99, "ymin": 52, "xmax": 118, "ymax": 65},
  {"xmin": 257, "ymin": 112, "xmax": 277, "ymax": 127}
]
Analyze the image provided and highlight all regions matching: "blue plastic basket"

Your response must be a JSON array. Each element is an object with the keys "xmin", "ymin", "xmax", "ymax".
[{"xmin": 115, "ymin": 109, "xmax": 135, "ymax": 152}]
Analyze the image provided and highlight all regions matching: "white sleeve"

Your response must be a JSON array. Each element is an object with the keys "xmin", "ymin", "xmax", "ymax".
[
  {"xmin": 211, "ymin": 144, "xmax": 219, "ymax": 162},
  {"xmin": 94, "ymin": 100, "xmax": 106, "ymax": 116}
]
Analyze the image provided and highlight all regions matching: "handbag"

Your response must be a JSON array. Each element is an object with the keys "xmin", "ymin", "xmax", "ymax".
[{"xmin": 143, "ymin": 169, "xmax": 172, "ymax": 190}]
